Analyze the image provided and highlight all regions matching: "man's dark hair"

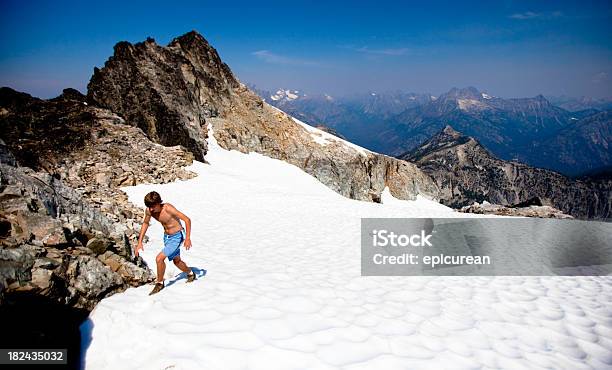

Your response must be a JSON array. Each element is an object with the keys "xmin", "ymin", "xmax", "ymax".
[{"xmin": 144, "ymin": 191, "xmax": 162, "ymax": 207}]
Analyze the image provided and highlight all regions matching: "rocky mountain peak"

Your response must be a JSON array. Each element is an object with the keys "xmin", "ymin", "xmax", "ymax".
[
  {"xmin": 506, "ymin": 94, "xmax": 554, "ymax": 110},
  {"xmin": 443, "ymin": 86, "xmax": 482, "ymax": 100},
  {"xmin": 430, "ymin": 125, "xmax": 475, "ymax": 145},
  {"xmin": 532, "ymin": 94, "xmax": 553, "ymax": 107},
  {"xmin": 442, "ymin": 125, "xmax": 461, "ymax": 137},
  {"xmin": 171, "ymin": 30, "xmax": 205, "ymax": 44},
  {"xmin": 402, "ymin": 125, "xmax": 611, "ymax": 219},
  {"xmin": 167, "ymin": 30, "xmax": 238, "ymax": 88},
  {"xmin": 87, "ymin": 30, "xmax": 244, "ymax": 161},
  {"xmin": 52, "ymin": 88, "xmax": 86, "ymax": 102},
  {"xmin": 400, "ymin": 125, "xmax": 476, "ymax": 161}
]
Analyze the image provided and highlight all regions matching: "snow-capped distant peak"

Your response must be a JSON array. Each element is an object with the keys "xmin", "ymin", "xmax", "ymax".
[
  {"xmin": 270, "ymin": 88, "xmax": 302, "ymax": 102},
  {"xmin": 324, "ymin": 94, "xmax": 334, "ymax": 101},
  {"xmin": 482, "ymin": 93, "xmax": 492, "ymax": 100},
  {"xmin": 285, "ymin": 90, "xmax": 298, "ymax": 100},
  {"xmin": 371, "ymin": 92, "xmax": 376, "ymax": 96},
  {"xmin": 431, "ymin": 95, "xmax": 438, "ymax": 101}
]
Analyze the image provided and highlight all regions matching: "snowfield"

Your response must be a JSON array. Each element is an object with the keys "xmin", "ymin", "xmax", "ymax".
[{"xmin": 82, "ymin": 127, "xmax": 612, "ymax": 369}]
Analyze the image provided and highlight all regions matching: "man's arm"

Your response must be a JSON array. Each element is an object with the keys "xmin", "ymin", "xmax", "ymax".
[
  {"xmin": 135, "ymin": 209, "xmax": 151, "ymax": 256},
  {"xmin": 166, "ymin": 204, "xmax": 192, "ymax": 249}
]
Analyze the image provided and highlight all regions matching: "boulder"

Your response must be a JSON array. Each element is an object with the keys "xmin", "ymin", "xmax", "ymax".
[{"xmin": 86, "ymin": 237, "xmax": 112, "ymax": 255}]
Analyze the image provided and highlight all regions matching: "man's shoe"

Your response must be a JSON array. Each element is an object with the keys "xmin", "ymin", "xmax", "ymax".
[
  {"xmin": 149, "ymin": 282, "xmax": 164, "ymax": 295},
  {"xmin": 186, "ymin": 271, "xmax": 196, "ymax": 283}
]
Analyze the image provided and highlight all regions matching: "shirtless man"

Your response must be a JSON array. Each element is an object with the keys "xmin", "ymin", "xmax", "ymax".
[{"xmin": 135, "ymin": 191, "xmax": 196, "ymax": 295}]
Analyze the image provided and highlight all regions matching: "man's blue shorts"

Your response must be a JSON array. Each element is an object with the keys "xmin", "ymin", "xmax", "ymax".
[{"xmin": 162, "ymin": 229, "xmax": 185, "ymax": 261}]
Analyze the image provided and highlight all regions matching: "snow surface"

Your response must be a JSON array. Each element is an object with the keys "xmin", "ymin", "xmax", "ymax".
[
  {"xmin": 82, "ymin": 127, "xmax": 612, "ymax": 370},
  {"xmin": 271, "ymin": 89, "xmax": 300, "ymax": 101}
]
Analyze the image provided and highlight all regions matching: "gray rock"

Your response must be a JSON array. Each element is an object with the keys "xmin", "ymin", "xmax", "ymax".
[
  {"xmin": 31, "ymin": 268, "xmax": 53, "ymax": 290},
  {"xmin": 0, "ymin": 164, "xmax": 155, "ymax": 310},
  {"xmin": 460, "ymin": 202, "xmax": 574, "ymax": 219},
  {"xmin": 0, "ymin": 247, "xmax": 36, "ymax": 290},
  {"xmin": 86, "ymin": 237, "xmax": 112, "ymax": 255},
  {"xmin": 0, "ymin": 138, "xmax": 17, "ymax": 166},
  {"xmin": 65, "ymin": 255, "xmax": 123, "ymax": 306}
]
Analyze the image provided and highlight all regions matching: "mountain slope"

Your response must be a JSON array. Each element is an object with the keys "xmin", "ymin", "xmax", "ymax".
[
  {"xmin": 252, "ymin": 87, "xmax": 434, "ymax": 150},
  {"xmin": 547, "ymin": 95, "xmax": 612, "ymax": 112},
  {"xmin": 250, "ymin": 86, "xmax": 610, "ymax": 176},
  {"xmin": 83, "ymin": 126, "xmax": 612, "ymax": 369},
  {"xmin": 525, "ymin": 110, "xmax": 612, "ymax": 175},
  {"xmin": 382, "ymin": 87, "xmax": 574, "ymax": 159},
  {"xmin": 401, "ymin": 126, "xmax": 612, "ymax": 219},
  {"xmin": 88, "ymin": 31, "xmax": 439, "ymax": 203}
]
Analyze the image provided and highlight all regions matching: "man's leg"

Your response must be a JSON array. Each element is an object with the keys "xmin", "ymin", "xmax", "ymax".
[
  {"xmin": 155, "ymin": 252, "xmax": 167, "ymax": 283},
  {"xmin": 172, "ymin": 256, "xmax": 190, "ymax": 273},
  {"xmin": 173, "ymin": 256, "xmax": 196, "ymax": 282},
  {"xmin": 149, "ymin": 252, "xmax": 167, "ymax": 295}
]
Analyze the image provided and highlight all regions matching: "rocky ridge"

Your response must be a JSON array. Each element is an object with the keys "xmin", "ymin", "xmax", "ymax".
[
  {"xmin": 459, "ymin": 201, "xmax": 573, "ymax": 219},
  {"xmin": 0, "ymin": 87, "xmax": 197, "ymax": 309},
  {"xmin": 88, "ymin": 31, "xmax": 440, "ymax": 203},
  {"xmin": 402, "ymin": 126, "xmax": 612, "ymax": 219},
  {"xmin": 88, "ymin": 34, "xmax": 240, "ymax": 161}
]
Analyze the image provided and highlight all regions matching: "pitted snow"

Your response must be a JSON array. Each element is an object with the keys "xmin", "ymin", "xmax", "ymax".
[{"xmin": 83, "ymin": 125, "xmax": 612, "ymax": 370}]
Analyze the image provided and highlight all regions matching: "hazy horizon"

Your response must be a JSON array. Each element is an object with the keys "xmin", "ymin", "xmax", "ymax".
[
  {"xmin": 1, "ymin": 0, "xmax": 611, "ymax": 100},
  {"xmin": 245, "ymin": 84, "xmax": 612, "ymax": 101}
]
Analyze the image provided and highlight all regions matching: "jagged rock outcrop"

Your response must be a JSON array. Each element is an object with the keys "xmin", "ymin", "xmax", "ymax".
[
  {"xmin": 459, "ymin": 201, "xmax": 573, "ymax": 219},
  {"xmin": 0, "ymin": 87, "xmax": 199, "ymax": 309},
  {"xmin": 0, "ymin": 87, "xmax": 196, "ymax": 229},
  {"xmin": 88, "ymin": 32, "xmax": 240, "ymax": 161},
  {"xmin": 88, "ymin": 31, "xmax": 439, "ymax": 202},
  {"xmin": 402, "ymin": 126, "xmax": 612, "ymax": 219},
  {"xmin": 0, "ymin": 164, "xmax": 153, "ymax": 310}
]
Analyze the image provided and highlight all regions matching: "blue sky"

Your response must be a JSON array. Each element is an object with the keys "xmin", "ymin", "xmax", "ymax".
[{"xmin": 1, "ymin": 0, "xmax": 611, "ymax": 98}]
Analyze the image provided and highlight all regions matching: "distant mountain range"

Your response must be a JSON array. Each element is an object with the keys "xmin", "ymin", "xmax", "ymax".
[
  {"xmin": 253, "ymin": 86, "xmax": 611, "ymax": 177},
  {"xmin": 546, "ymin": 95, "xmax": 612, "ymax": 112},
  {"xmin": 402, "ymin": 125, "xmax": 611, "ymax": 219}
]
